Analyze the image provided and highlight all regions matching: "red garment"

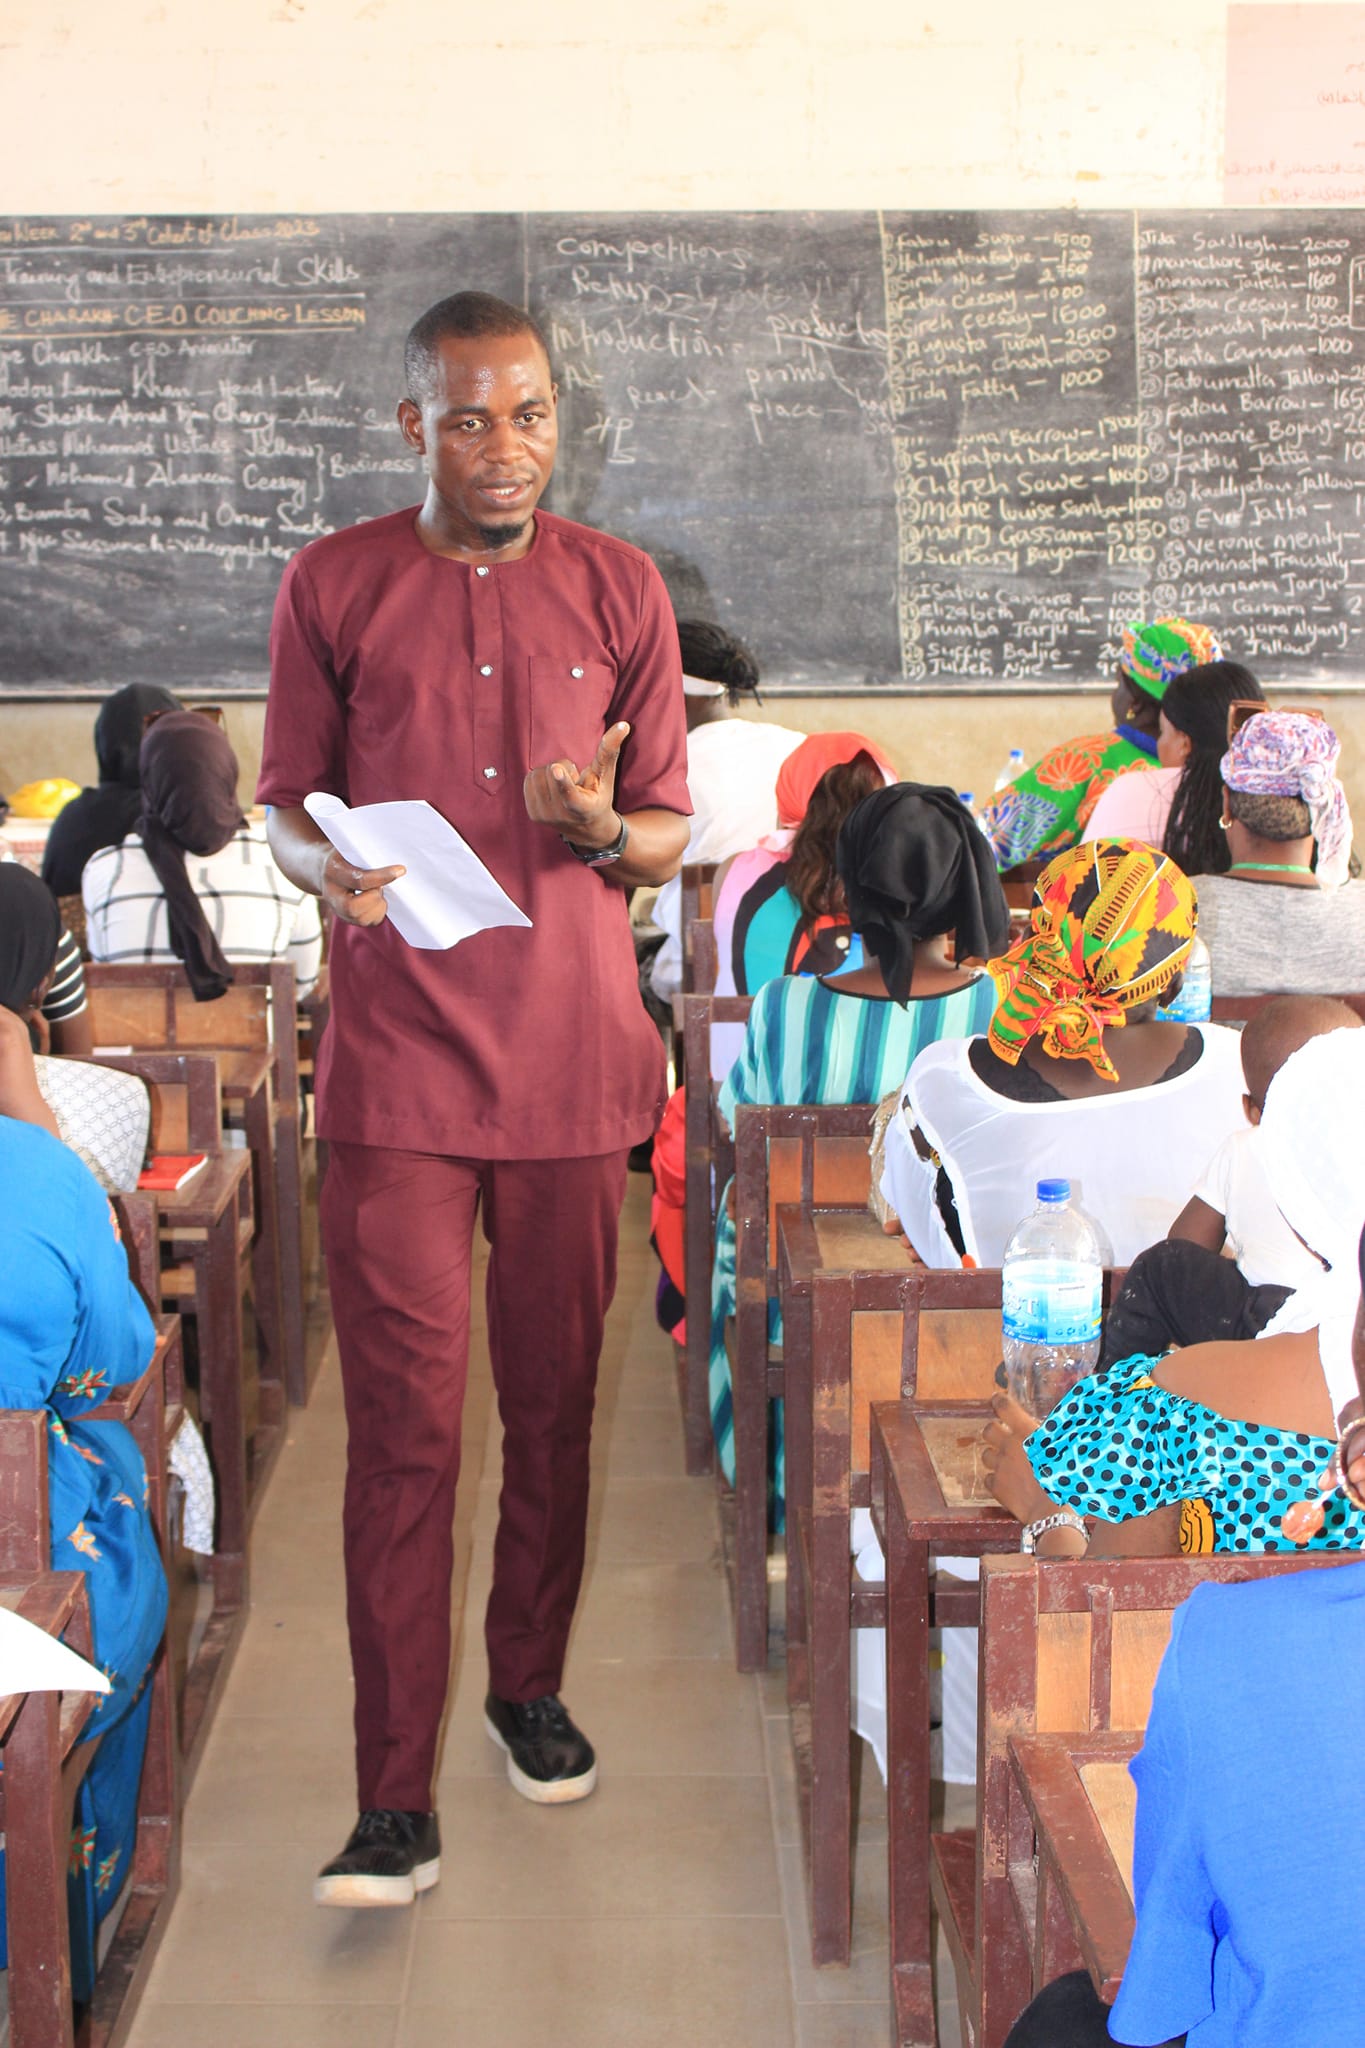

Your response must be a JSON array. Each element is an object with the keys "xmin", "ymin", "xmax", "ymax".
[
  {"xmin": 774, "ymin": 729, "xmax": 896, "ymax": 829},
  {"xmin": 258, "ymin": 506, "xmax": 691, "ymax": 1158},
  {"xmin": 323, "ymin": 1141, "xmax": 629, "ymax": 1810},
  {"xmin": 650, "ymin": 1085, "xmax": 688, "ymax": 1338}
]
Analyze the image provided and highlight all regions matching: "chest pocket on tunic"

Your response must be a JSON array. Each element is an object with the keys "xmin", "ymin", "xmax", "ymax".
[{"xmin": 528, "ymin": 657, "xmax": 617, "ymax": 775}]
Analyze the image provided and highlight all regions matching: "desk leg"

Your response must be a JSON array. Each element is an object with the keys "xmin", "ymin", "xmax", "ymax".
[
  {"xmin": 196, "ymin": 1210, "xmax": 248, "ymax": 1613},
  {"xmin": 242, "ymin": 1083, "xmax": 286, "ymax": 1427},
  {"xmin": 783, "ymin": 1287, "xmax": 812, "ymax": 1707},
  {"xmin": 886, "ymin": 1510, "xmax": 936, "ymax": 2046},
  {"xmin": 732, "ymin": 1275, "xmax": 770, "ymax": 1672},
  {"xmin": 273, "ymin": 1105, "xmax": 310, "ymax": 1405},
  {"xmin": 5, "ymin": 1689, "xmax": 75, "ymax": 2048}
]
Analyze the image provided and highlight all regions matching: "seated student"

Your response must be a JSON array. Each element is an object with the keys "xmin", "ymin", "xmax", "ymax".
[
  {"xmin": 979, "ymin": 617, "xmax": 1223, "ymax": 871},
  {"xmin": 709, "ymin": 783, "xmax": 1010, "ymax": 1486},
  {"xmin": 648, "ymin": 621, "xmax": 805, "ymax": 1002},
  {"xmin": 83, "ymin": 708, "xmax": 322, "ymax": 1001},
  {"xmin": 1082, "ymin": 658, "xmax": 1264, "ymax": 876},
  {"xmin": 1002, "ymin": 1228, "xmax": 1365, "ymax": 2048},
  {"xmin": 1194, "ymin": 707, "xmax": 1365, "ymax": 995},
  {"xmin": 881, "ymin": 840, "xmax": 1246, "ymax": 1270},
  {"xmin": 1102, "ymin": 994, "xmax": 1363, "ymax": 1366},
  {"xmin": 0, "ymin": 862, "xmax": 149, "ymax": 1191},
  {"xmin": 985, "ymin": 1022, "xmax": 1365, "ymax": 1561},
  {"xmin": 708, "ymin": 729, "xmax": 896, "ymax": 1081},
  {"xmin": 41, "ymin": 682, "xmax": 183, "ymax": 899},
  {"xmin": 0, "ymin": 1002, "xmax": 168, "ymax": 2002}
]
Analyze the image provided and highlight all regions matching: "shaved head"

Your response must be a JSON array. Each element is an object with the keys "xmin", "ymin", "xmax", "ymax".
[
  {"xmin": 1240, "ymin": 995, "xmax": 1364, "ymax": 1110},
  {"xmin": 404, "ymin": 292, "xmax": 551, "ymax": 407}
]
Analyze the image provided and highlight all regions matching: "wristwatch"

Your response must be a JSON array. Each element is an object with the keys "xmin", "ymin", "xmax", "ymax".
[
  {"xmin": 1019, "ymin": 1512, "xmax": 1088, "ymax": 1555},
  {"xmin": 563, "ymin": 815, "xmax": 629, "ymax": 867}
]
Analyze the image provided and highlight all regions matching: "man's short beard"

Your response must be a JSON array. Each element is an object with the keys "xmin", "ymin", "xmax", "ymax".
[{"xmin": 475, "ymin": 518, "xmax": 529, "ymax": 550}]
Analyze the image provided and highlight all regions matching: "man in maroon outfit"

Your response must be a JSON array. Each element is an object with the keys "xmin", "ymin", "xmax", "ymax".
[{"xmin": 259, "ymin": 292, "xmax": 691, "ymax": 1906}]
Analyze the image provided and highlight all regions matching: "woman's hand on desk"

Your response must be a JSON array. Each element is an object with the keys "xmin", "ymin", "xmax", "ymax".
[{"xmin": 982, "ymin": 1393, "xmax": 1057, "ymax": 1527}]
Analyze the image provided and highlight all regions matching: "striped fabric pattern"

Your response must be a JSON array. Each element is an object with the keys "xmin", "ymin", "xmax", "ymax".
[
  {"xmin": 82, "ymin": 822, "xmax": 323, "ymax": 997},
  {"xmin": 709, "ymin": 969, "xmax": 999, "ymax": 1497},
  {"xmin": 42, "ymin": 927, "xmax": 88, "ymax": 1023}
]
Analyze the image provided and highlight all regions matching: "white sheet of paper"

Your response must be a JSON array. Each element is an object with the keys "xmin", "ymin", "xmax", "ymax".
[
  {"xmin": 0, "ymin": 1604, "xmax": 111, "ymax": 1699},
  {"xmin": 303, "ymin": 792, "xmax": 532, "ymax": 952}
]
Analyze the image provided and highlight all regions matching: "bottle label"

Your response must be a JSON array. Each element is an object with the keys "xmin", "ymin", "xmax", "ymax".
[{"xmin": 1003, "ymin": 1260, "xmax": 1103, "ymax": 1347}]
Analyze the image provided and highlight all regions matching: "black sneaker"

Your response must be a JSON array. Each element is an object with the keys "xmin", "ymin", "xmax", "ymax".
[
  {"xmin": 313, "ymin": 1808, "xmax": 441, "ymax": 1908},
  {"xmin": 484, "ymin": 1692, "xmax": 598, "ymax": 1805}
]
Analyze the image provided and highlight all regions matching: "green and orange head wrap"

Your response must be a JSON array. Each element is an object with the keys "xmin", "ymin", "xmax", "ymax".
[
  {"xmin": 1120, "ymin": 617, "xmax": 1223, "ymax": 700},
  {"xmin": 987, "ymin": 840, "xmax": 1198, "ymax": 1084}
]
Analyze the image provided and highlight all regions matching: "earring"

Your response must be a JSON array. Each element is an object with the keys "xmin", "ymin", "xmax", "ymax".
[{"xmin": 1217, "ymin": 817, "xmax": 1230, "ymax": 832}]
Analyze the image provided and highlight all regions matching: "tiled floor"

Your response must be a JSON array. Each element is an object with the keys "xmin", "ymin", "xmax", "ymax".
[{"xmin": 125, "ymin": 1177, "xmax": 963, "ymax": 2047}]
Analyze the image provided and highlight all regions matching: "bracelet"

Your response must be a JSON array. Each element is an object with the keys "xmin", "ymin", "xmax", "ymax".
[
  {"xmin": 562, "ymin": 815, "xmax": 629, "ymax": 867},
  {"xmin": 1020, "ymin": 1512, "xmax": 1088, "ymax": 1555}
]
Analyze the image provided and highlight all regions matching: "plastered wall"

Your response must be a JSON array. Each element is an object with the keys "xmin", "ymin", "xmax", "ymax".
[{"xmin": 3, "ymin": 0, "xmax": 1362, "ymax": 811}]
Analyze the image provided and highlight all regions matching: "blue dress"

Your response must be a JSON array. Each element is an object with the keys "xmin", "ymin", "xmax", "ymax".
[
  {"xmin": 1111, "ymin": 1561, "xmax": 1365, "ymax": 2045},
  {"xmin": 1024, "ymin": 1353, "xmax": 1365, "ymax": 1552},
  {"xmin": 0, "ymin": 1117, "xmax": 168, "ymax": 1995}
]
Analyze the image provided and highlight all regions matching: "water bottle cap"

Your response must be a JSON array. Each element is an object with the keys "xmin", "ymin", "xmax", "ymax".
[
  {"xmin": 1037, "ymin": 1178, "xmax": 1070, "ymax": 1203},
  {"xmin": 958, "ymin": 791, "xmax": 975, "ymax": 806}
]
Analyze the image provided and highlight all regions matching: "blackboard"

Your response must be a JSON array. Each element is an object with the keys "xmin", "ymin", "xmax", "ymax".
[{"xmin": 0, "ymin": 209, "xmax": 1363, "ymax": 695}]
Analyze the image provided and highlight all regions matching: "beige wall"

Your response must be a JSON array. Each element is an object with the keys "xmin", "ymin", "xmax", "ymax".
[{"xmin": 3, "ymin": 0, "xmax": 1361, "ymax": 808}]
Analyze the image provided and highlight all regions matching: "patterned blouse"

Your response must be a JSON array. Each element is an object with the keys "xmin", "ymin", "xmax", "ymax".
[
  {"xmin": 980, "ymin": 729, "xmax": 1156, "ymax": 870},
  {"xmin": 1025, "ymin": 1354, "xmax": 1365, "ymax": 1553}
]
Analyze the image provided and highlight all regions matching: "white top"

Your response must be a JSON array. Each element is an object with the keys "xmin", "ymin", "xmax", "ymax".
[
  {"xmin": 83, "ymin": 820, "xmax": 323, "ymax": 997},
  {"xmin": 649, "ymin": 718, "xmax": 806, "ymax": 998},
  {"xmin": 1082, "ymin": 763, "xmax": 1180, "ymax": 849},
  {"xmin": 881, "ymin": 1026, "xmax": 1248, "ymax": 1269},
  {"xmin": 1192, "ymin": 1124, "xmax": 1329, "ymax": 1292},
  {"xmin": 35, "ymin": 1054, "xmax": 149, "ymax": 1194}
]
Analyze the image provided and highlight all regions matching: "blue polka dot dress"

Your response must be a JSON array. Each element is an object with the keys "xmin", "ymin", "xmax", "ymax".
[{"xmin": 1024, "ymin": 1354, "xmax": 1365, "ymax": 1552}]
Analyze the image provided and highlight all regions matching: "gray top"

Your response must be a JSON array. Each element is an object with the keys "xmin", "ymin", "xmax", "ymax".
[{"xmin": 1196, "ymin": 874, "xmax": 1365, "ymax": 996}]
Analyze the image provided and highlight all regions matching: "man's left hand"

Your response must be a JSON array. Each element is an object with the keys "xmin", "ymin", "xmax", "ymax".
[{"xmin": 524, "ymin": 721, "xmax": 630, "ymax": 849}]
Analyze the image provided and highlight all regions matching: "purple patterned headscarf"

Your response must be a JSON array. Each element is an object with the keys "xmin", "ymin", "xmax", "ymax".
[{"xmin": 1220, "ymin": 710, "xmax": 1353, "ymax": 889}]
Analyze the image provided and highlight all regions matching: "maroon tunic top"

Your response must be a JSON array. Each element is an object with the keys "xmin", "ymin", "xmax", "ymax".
[{"xmin": 258, "ymin": 507, "xmax": 691, "ymax": 1158}]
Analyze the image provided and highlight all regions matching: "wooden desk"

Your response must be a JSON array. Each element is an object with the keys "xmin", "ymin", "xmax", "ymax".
[
  {"xmin": 0, "ymin": 1573, "xmax": 99, "ymax": 2048},
  {"xmin": 869, "ymin": 1400, "xmax": 1018, "ymax": 2048},
  {"xmin": 1006, "ymin": 1731, "xmax": 1139, "ymax": 2006}
]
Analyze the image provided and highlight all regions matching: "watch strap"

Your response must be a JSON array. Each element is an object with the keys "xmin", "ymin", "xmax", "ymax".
[{"xmin": 563, "ymin": 815, "xmax": 629, "ymax": 867}]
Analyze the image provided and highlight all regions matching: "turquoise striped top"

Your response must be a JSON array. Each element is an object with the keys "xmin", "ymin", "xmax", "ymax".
[{"xmin": 718, "ymin": 969, "xmax": 999, "ymax": 1129}]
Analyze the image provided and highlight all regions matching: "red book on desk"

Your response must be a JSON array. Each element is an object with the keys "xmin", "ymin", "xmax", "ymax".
[{"xmin": 137, "ymin": 1153, "xmax": 209, "ymax": 1193}]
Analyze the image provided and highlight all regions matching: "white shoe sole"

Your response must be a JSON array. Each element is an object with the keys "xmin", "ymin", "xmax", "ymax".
[
  {"xmin": 313, "ymin": 1856, "xmax": 440, "ymax": 1909},
  {"xmin": 484, "ymin": 1714, "xmax": 598, "ymax": 1805}
]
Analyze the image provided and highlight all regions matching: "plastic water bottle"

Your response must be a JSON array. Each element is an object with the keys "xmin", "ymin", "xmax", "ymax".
[
  {"xmin": 1156, "ymin": 934, "xmax": 1212, "ymax": 1023},
  {"xmin": 994, "ymin": 747, "xmax": 1026, "ymax": 793},
  {"xmin": 1002, "ymin": 1179, "xmax": 1105, "ymax": 1419}
]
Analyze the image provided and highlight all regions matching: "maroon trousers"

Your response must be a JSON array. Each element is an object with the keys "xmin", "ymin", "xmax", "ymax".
[{"xmin": 322, "ymin": 1141, "xmax": 631, "ymax": 1811}]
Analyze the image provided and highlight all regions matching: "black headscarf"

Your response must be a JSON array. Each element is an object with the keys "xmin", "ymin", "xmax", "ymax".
[
  {"xmin": 0, "ymin": 862, "xmax": 62, "ymax": 1016},
  {"xmin": 41, "ymin": 683, "xmax": 183, "ymax": 896},
  {"xmin": 138, "ymin": 711, "xmax": 245, "ymax": 1002},
  {"xmin": 835, "ymin": 783, "xmax": 1011, "ymax": 1005}
]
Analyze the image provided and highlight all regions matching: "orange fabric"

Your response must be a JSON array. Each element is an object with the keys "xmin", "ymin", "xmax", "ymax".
[{"xmin": 774, "ymin": 731, "xmax": 896, "ymax": 829}]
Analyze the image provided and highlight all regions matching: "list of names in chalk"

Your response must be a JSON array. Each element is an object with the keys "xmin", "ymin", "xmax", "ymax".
[
  {"xmin": 880, "ymin": 212, "xmax": 1144, "ymax": 683},
  {"xmin": 1136, "ymin": 215, "xmax": 1365, "ymax": 669},
  {"xmin": 0, "ymin": 215, "xmax": 421, "ymax": 583}
]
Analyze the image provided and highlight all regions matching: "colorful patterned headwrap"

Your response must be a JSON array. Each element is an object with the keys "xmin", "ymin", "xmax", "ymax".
[
  {"xmin": 987, "ymin": 840, "xmax": 1198, "ymax": 1083},
  {"xmin": 1120, "ymin": 618, "xmax": 1224, "ymax": 700},
  {"xmin": 1220, "ymin": 709, "xmax": 1353, "ymax": 890}
]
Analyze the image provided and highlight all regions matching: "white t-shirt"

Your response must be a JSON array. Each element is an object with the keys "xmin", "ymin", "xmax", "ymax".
[
  {"xmin": 1193, "ymin": 1124, "xmax": 1329, "ymax": 1291},
  {"xmin": 882, "ymin": 1026, "xmax": 1248, "ymax": 1269},
  {"xmin": 1082, "ymin": 763, "xmax": 1180, "ymax": 849},
  {"xmin": 650, "ymin": 717, "xmax": 806, "ymax": 999}
]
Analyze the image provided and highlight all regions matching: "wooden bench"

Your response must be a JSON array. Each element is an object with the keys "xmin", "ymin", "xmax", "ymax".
[
  {"xmin": 937, "ymin": 1552, "xmax": 1343, "ymax": 2048},
  {"xmin": 787, "ymin": 1261, "xmax": 1010, "ymax": 1965},
  {"xmin": 726, "ymin": 1104, "xmax": 881, "ymax": 1670},
  {"xmin": 0, "ymin": 1320, "xmax": 183, "ymax": 2046},
  {"xmin": 0, "ymin": 1569, "xmax": 102, "ymax": 2048},
  {"xmin": 85, "ymin": 960, "xmax": 318, "ymax": 1406},
  {"xmin": 95, "ymin": 1051, "xmax": 270, "ymax": 1617}
]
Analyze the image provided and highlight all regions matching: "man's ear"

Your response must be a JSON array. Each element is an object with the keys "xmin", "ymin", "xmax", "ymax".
[
  {"xmin": 1243, "ymin": 1092, "xmax": 1262, "ymax": 1126},
  {"xmin": 397, "ymin": 398, "xmax": 425, "ymax": 454}
]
